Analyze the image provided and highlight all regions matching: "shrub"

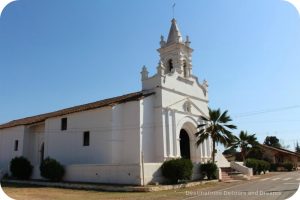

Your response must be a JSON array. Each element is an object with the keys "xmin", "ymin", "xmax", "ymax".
[
  {"xmin": 40, "ymin": 157, "xmax": 65, "ymax": 181},
  {"xmin": 245, "ymin": 158, "xmax": 258, "ymax": 174},
  {"xmin": 200, "ymin": 162, "xmax": 218, "ymax": 180},
  {"xmin": 270, "ymin": 163, "xmax": 278, "ymax": 172},
  {"xmin": 257, "ymin": 160, "xmax": 270, "ymax": 173},
  {"xmin": 283, "ymin": 162, "xmax": 293, "ymax": 171},
  {"xmin": 10, "ymin": 156, "xmax": 33, "ymax": 180},
  {"xmin": 161, "ymin": 158, "xmax": 193, "ymax": 184},
  {"xmin": 245, "ymin": 158, "xmax": 270, "ymax": 174}
]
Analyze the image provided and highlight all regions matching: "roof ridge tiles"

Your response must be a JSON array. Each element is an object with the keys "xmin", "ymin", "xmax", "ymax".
[{"xmin": 0, "ymin": 91, "xmax": 154, "ymax": 130}]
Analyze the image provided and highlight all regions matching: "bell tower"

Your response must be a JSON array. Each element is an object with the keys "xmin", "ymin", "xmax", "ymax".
[
  {"xmin": 139, "ymin": 18, "xmax": 209, "ymax": 163},
  {"xmin": 158, "ymin": 18, "xmax": 193, "ymax": 78},
  {"xmin": 141, "ymin": 18, "xmax": 208, "ymax": 95}
]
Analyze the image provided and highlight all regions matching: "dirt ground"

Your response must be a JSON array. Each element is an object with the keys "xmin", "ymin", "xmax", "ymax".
[
  {"xmin": 2, "ymin": 173, "xmax": 283, "ymax": 200},
  {"xmin": 2, "ymin": 182, "xmax": 217, "ymax": 200}
]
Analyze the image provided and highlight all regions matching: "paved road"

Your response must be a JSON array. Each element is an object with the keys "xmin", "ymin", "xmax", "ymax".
[{"xmin": 183, "ymin": 171, "xmax": 300, "ymax": 200}]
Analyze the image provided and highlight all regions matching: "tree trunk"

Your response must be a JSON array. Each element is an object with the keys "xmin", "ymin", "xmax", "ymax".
[
  {"xmin": 212, "ymin": 140, "xmax": 216, "ymax": 163},
  {"xmin": 241, "ymin": 148, "xmax": 246, "ymax": 163}
]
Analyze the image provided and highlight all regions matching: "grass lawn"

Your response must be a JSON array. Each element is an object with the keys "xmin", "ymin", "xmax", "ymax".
[{"xmin": 2, "ymin": 182, "xmax": 217, "ymax": 200}]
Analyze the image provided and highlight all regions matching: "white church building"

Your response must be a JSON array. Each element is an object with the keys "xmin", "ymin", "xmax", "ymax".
[{"xmin": 0, "ymin": 19, "xmax": 213, "ymax": 185}]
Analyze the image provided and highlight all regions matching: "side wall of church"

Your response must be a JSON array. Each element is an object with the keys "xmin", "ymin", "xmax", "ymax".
[
  {"xmin": 0, "ymin": 100, "xmax": 144, "ymax": 184},
  {"xmin": 111, "ymin": 100, "xmax": 142, "ymax": 164},
  {"xmin": 23, "ymin": 124, "xmax": 45, "ymax": 178},
  {"xmin": 44, "ymin": 100, "xmax": 143, "ymax": 185},
  {"xmin": 44, "ymin": 107, "xmax": 114, "ymax": 166},
  {"xmin": 140, "ymin": 95, "xmax": 156, "ymax": 162},
  {"xmin": 44, "ymin": 101, "xmax": 142, "ymax": 166},
  {"xmin": 0, "ymin": 126, "xmax": 25, "ymax": 173}
]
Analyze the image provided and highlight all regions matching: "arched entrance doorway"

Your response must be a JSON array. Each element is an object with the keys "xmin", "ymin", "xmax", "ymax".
[{"xmin": 180, "ymin": 129, "xmax": 190, "ymax": 159}]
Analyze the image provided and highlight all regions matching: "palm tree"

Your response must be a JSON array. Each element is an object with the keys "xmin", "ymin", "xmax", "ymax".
[
  {"xmin": 195, "ymin": 108, "xmax": 237, "ymax": 163},
  {"xmin": 230, "ymin": 131, "xmax": 259, "ymax": 162}
]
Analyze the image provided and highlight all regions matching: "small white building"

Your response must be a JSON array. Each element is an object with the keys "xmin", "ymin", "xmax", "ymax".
[{"xmin": 0, "ymin": 19, "xmax": 212, "ymax": 185}]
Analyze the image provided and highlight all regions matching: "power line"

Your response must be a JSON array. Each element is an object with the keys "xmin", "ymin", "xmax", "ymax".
[
  {"xmin": 235, "ymin": 119, "xmax": 300, "ymax": 124},
  {"xmin": 234, "ymin": 105, "xmax": 300, "ymax": 118}
]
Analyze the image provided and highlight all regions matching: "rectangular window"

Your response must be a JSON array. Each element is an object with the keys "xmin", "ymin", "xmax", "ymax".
[
  {"xmin": 14, "ymin": 140, "xmax": 18, "ymax": 151},
  {"xmin": 61, "ymin": 118, "xmax": 67, "ymax": 131},
  {"xmin": 83, "ymin": 131, "xmax": 90, "ymax": 146}
]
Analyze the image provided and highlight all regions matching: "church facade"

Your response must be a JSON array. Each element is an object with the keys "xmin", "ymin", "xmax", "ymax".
[{"xmin": 0, "ymin": 19, "xmax": 212, "ymax": 185}]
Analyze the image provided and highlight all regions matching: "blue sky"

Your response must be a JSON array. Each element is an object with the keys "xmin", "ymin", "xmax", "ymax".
[{"xmin": 0, "ymin": 0, "xmax": 299, "ymax": 150}]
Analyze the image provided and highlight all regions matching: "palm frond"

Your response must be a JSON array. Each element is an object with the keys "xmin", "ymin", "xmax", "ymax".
[
  {"xmin": 197, "ymin": 124, "xmax": 207, "ymax": 129},
  {"xmin": 224, "ymin": 124, "xmax": 237, "ymax": 129},
  {"xmin": 200, "ymin": 115, "xmax": 209, "ymax": 121},
  {"xmin": 209, "ymin": 108, "xmax": 221, "ymax": 123},
  {"xmin": 218, "ymin": 110, "xmax": 230, "ymax": 123},
  {"xmin": 195, "ymin": 108, "xmax": 237, "ymax": 159},
  {"xmin": 196, "ymin": 132, "xmax": 210, "ymax": 146},
  {"xmin": 195, "ymin": 129, "xmax": 205, "ymax": 137}
]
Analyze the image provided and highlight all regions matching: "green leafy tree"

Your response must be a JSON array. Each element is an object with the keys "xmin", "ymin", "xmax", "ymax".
[
  {"xmin": 295, "ymin": 141, "xmax": 300, "ymax": 153},
  {"xmin": 196, "ymin": 108, "xmax": 237, "ymax": 163},
  {"xmin": 264, "ymin": 136, "xmax": 281, "ymax": 148},
  {"xmin": 246, "ymin": 148, "xmax": 264, "ymax": 160},
  {"xmin": 230, "ymin": 131, "xmax": 259, "ymax": 162}
]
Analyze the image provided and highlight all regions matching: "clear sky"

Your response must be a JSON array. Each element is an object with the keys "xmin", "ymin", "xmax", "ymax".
[{"xmin": 0, "ymin": 0, "xmax": 299, "ymax": 150}]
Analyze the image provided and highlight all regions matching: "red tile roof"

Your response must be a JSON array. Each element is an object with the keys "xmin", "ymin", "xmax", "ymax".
[{"xmin": 0, "ymin": 91, "xmax": 154, "ymax": 130}]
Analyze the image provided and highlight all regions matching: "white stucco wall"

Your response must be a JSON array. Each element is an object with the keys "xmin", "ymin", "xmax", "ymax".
[
  {"xmin": 64, "ymin": 164, "xmax": 141, "ymax": 185},
  {"xmin": 215, "ymin": 151, "xmax": 230, "ymax": 168},
  {"xmin": 143, "ymin": 69, "xmax": 211, "ymax": 164},
  {"xmin": 142, "ymin": 54, "xmax": 211, "ymax": 164},
  {"xmin": 44, "ymin": 107, "xmax": 113, "ymax": 165},
  {"xmin": 143, "ymin": 163, "xmax": 165, "ymax": 184},
  {"xmin": 118, "ymin": 101, "xmax": 141, "ymax": 164},
  {"xmin": 23, "ymin": 124, "xmax": 45, "ymax": 165},
  {"xmin": 44, "ymin": 101, "xmax": 142, "ymax": 166},
  {"xmin": 140, "ymin": 95, "xmax": 156, "ymax": 162},
  {"xmin": 0, "ymin": 97, "xmax": 151, "ymax": 183},
  {"xmin": 23, "ymin": 124, "xmax": 45, "ymax": 179},
  {"xmin": 0, "ymin": 126, "xmax": 25, "ymax": 173}
]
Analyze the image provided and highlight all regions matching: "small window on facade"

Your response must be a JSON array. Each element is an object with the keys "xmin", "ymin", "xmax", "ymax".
[
  {"xmin": 61, "ymin": 118, "xmax": 67, "ymax": 131},
  {"xmin": 168, "ymin": 59, "xmax": 173, "ymax": 73},
  {"xmin": 83, "ymin": 131, "xmax": 90, "ymax": 146},
  {"xmin": 14, "ymin": 140, "xmax": 18, "ymax": 151}
]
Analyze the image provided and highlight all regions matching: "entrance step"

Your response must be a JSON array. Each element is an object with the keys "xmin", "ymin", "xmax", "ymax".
[{"xmin": 220, "ymin": 167, "xmax": 248, "ymax": 182}]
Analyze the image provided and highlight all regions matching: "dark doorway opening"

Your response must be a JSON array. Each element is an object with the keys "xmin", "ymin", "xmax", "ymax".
[{"xmin": 180, "ymin": 129, "xmax": 190, "ymax": 159}]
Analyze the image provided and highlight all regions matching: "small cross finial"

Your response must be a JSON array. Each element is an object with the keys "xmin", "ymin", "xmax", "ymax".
[{"xmin": 172, "ymin": 3, "xmax": 176, "ymax": 19}]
